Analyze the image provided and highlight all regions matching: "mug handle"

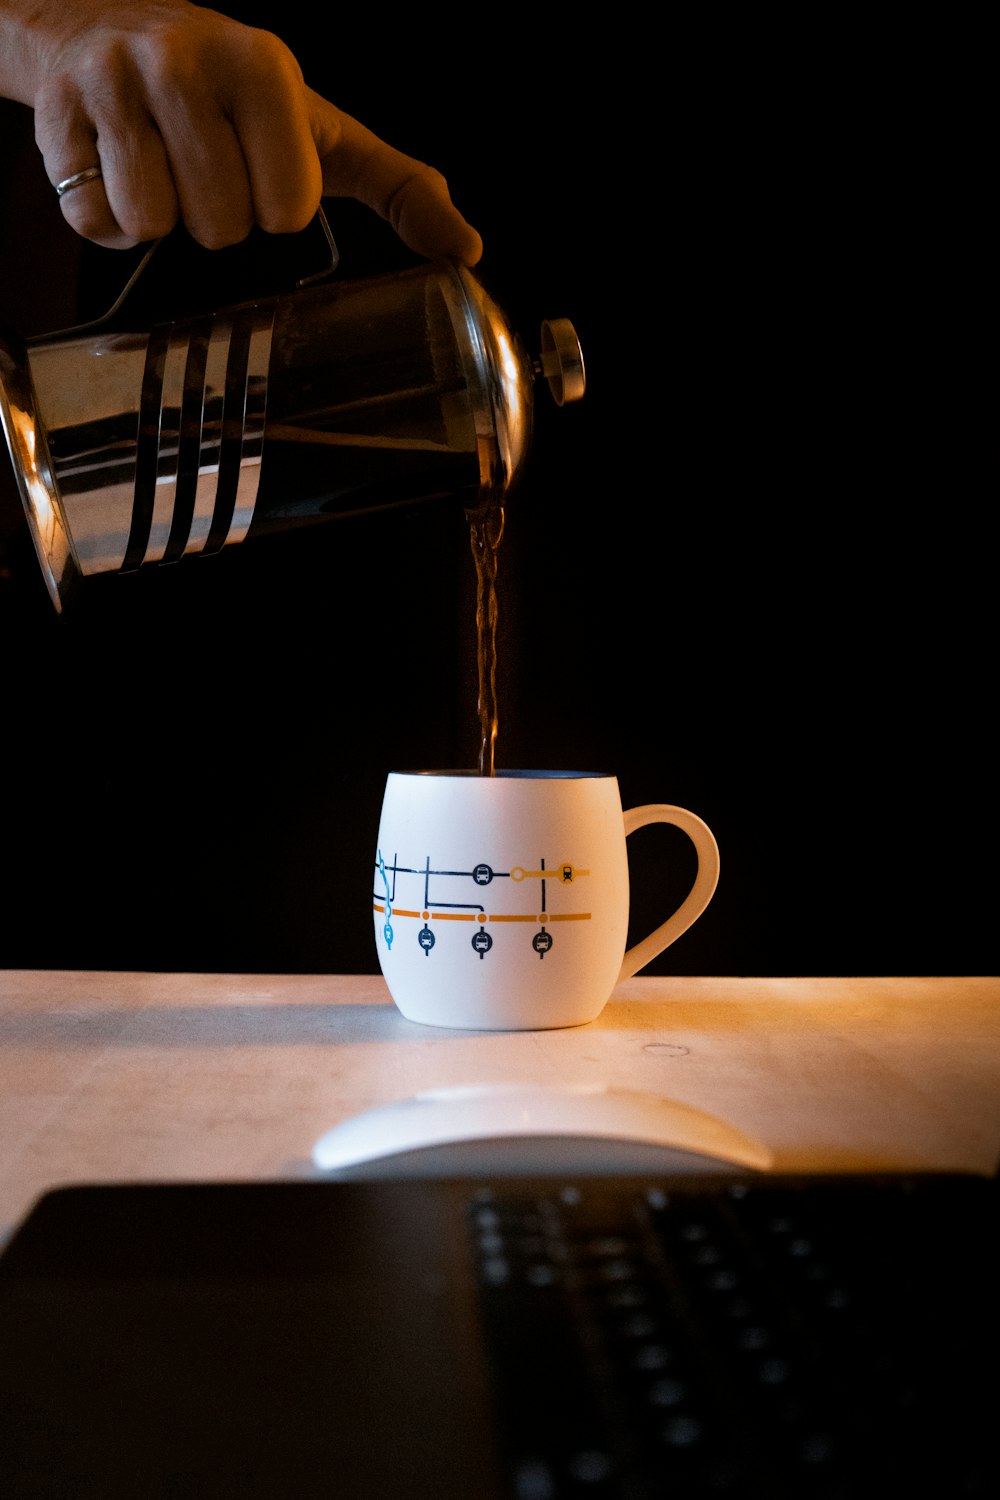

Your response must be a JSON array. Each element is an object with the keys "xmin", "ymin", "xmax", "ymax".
[{"xmin": 617, "ymin": 805, "xmax": 721, "ymax": 983}]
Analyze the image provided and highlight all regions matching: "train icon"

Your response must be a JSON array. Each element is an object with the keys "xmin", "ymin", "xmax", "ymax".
[{"xmin": 374, "ymin": 850, "xmax": 592, "ymax": 961}]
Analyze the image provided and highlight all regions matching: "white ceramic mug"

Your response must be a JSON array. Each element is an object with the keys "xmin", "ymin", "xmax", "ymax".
[{"xmin": 372, "ymin": 770, "xmax": 720, "ymax": 1031}]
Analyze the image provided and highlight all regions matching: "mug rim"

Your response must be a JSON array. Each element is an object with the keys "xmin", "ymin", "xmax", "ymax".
[{"xmin": 390, "ymin": 769, "xmax": 614, "ymax": 780}]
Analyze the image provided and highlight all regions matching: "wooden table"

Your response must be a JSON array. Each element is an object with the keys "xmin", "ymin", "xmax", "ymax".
[{"xmin": 2, "ymin": 971, "xmax": 998, "ymax": 1243}]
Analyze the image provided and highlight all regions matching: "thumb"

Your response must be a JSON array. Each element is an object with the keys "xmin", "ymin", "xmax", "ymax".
[{"xmin": 308, "ymin": 93, "xmax": 482, "ymax": 265}]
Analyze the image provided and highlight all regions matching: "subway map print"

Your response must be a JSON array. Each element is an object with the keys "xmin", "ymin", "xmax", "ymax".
[{"xmin": 374, "ymin": 848, "xmax": 592, "ymax": 960}]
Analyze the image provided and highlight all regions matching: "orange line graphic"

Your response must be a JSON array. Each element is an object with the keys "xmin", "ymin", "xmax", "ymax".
[{"xmin": 373, "ymin": 904, "xmax": 592, "ymax": 922}]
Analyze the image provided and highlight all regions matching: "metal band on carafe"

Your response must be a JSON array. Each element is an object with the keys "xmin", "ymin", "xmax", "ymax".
[{"xmin": 30, "ymin": 303, "xmax": 274, "ymax": 579}]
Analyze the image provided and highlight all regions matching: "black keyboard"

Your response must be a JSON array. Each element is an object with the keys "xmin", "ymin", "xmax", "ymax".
[
  {"xmin": 1, "ymin": 1172, "xmax": 995, "ymax": 1499},
  {"xmin": 469, "ymin": 1172, "xmax": 999, "ymax": 1499}
]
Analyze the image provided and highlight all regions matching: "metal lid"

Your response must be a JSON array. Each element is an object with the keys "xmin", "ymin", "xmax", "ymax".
[{"xmin": 449, "ymin": 265, "xmax": 586, "ymax": 502}]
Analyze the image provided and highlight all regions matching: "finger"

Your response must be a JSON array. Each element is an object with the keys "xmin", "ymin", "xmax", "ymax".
[
  {"xmin": 34, "ymin": 76, "xmax": 141, "ymax": 250},
  {"xmin": 225, "ymin": 40, "xmax": 323, "ymax": 235},
  {"xmin": 148, "ymin": 101, "xmax": 256, "ymax": 249},
  {"xmin": 308, "ymin": 97, "xmax": 483, "ymax": 266},
  {"xmin": 98, "ymin": 112, "xmax": 182, "ymax": 245}
]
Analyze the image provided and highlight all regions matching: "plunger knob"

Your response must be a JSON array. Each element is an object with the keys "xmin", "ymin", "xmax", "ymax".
[{"xmin": 537, "ymin": 318, "xmax": 586, "ymax": 406}]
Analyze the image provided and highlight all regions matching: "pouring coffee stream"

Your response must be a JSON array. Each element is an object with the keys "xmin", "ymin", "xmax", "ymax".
[{"xmin": 470, "ymin": 494, "xmax": 504, "ymax": 777}]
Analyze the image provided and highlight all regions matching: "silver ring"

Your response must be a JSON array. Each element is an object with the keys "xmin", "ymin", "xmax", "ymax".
[{"xmin": 56, "ymin": 166, "xmax": 103, "ymax": 197}]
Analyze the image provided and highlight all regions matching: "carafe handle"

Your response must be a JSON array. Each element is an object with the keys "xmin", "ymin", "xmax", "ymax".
[{"xmin": 28, "ymin": 210, "xmax": 340, "ymax": 343}]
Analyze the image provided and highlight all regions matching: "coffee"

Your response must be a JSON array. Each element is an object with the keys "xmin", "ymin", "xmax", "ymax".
[{"xmin": 468, "ymin": 497, "xmax": 505, "ymax": 777}]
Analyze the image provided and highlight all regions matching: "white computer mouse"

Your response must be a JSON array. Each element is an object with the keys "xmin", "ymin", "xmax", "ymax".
[{"xmin": 311, "ymin": 1082, "xmax": 773, "ymax": 1179}]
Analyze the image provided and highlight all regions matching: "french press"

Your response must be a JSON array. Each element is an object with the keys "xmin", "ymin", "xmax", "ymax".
[{"xmin": 0, "ymin": 213, "xmax": 585, "ymax": 612}]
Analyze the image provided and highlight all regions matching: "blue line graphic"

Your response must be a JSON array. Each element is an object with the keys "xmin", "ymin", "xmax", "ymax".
[{"xmin": 377, "ymin": 849, "xmax": 393, "ymax": 949}]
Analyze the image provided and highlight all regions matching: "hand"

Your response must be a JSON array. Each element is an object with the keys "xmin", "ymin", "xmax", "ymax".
[{"xmin": 0, "ymin": 0, "xmax": 483, "ymax": 264}]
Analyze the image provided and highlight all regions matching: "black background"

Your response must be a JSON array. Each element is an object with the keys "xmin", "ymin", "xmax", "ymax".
[{"xmin": 0, "ymin": 11, "xmax": 994, "ymax": 978}]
